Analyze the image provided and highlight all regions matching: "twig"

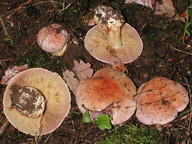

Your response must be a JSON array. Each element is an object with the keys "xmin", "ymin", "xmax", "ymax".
[
  {"xmin": 168, "ymin": 44, "xmax": 192, "ymax": 56},
  {"xmin": 0, "ymin": 119, "xmax": 9, "ymax": 136},
  {"xmin": 49, "ymin": 0, "xmax": 57, "ymax": 8},
  {"xmin": 6, "ymin": 0, "xmax": 32, "ymax": 19},
  {"xmin": 0, "ymin": 17, "xmax": 8, "ymax": 36},
  {"xmin": 0, "ymin": 58, "xmax": 14, "ymax": 62}
]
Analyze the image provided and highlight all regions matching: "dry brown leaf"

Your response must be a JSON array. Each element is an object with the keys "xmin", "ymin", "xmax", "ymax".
[
  {"xmin": 125, "ymin": 0, "xmax": 176, "ymax": 17},
  {"xmin": 63, "ymin": 70, "xmax": 79, "ymax": 95},
  {"xmin": 72, "ymin": 60, "xmax": 93, "ymax": 81},
  {"xmin": 1, "ymin": 64, "xmax": 28, "ymax": 85},
  {"xmin": 154, "ymin": 0, "xmax": 175, "ymax": 17}
]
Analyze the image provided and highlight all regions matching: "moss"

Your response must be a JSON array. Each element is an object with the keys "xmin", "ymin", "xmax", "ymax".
[
  {"xmin": 5, "ymin": 132, "xmax": 18, "ymax": 140},
  {"xmin": 98, "ymin": 124, "xmax": 162, "ymax": 144},
  {"xmin": 16, "ymin": 46, "xmax": 63, "ymax": 75}
]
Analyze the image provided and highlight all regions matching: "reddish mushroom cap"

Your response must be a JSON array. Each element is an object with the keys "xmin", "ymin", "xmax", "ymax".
[
  {"xmin": 76, "ymin": 67, "xmax": 136, "ymax": 125},
  {"xmin": 3, "ymin": 68, "xmax": 71, "ymax": 135},
  {"xmin": 136, "ymin": 77, "xmax": 189, "ymax": 125},
  {"xmin": 84, "ymin": 23, "xmax": 143, "ymax": 64},
  {"xmin": 37, "ymin": 23, "xmax": 68, "ymax": 56}
]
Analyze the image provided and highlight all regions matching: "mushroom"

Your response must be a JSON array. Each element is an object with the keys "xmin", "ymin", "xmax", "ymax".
[
  {"xmin": 84, "ymin": 5, "xmax": 143, "ymax": 64},
  {"xmin": 37, "ymin": 23, "xmax": 69, "ymax": 56},
  {"xmin": 3, "ymin": 68, "xmax": 71, "ymax": 135},
  {"xmin": 136, "ymin": 77, "xmax": 189, "ymax": 125},
  {"xmin": 76, "ymin": 65, "xmax": 136, "ymax": 125}
]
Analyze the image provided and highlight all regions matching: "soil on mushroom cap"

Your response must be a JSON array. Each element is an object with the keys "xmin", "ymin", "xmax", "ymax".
[{"xmin": 10, "ymin": 84, "xmax": 45, "ymax": 118}]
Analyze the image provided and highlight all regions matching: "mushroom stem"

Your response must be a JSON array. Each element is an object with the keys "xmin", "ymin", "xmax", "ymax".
[{"xmin": 108, "ymin": 26, "xmax": 122, "ymax": 49}]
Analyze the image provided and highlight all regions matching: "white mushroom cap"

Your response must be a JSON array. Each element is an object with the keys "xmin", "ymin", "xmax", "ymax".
[
  {"xmin": 76, "ymin": 67, "xmax": 136, "ymax": 125},
  {"xmin": 3, "ymin": 68, "xmax": 71, "ymax": 136},
  {"xmin": 84, "ymin": 23, "xmax": 143, "ymax": 64},
  {"xmin": 136, "ymin": 77, "xmax": 189, "ymax": 125},
  {"xmin": 37, "ymin": 23, "xmax": 68, "ymax": 56}
]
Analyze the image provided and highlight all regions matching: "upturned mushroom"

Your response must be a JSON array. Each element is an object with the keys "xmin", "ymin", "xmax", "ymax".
[
  {"xmin": 76, "ymin": 65, "xmax": 137, "ymax": 125},
  {"xmin": 37, "ymin": 23, "xmax": 69, "ymax": 56},
  {"xmin": 84, "ymin": 5, "xmax": 143, "ymax": 64},
  {"xmin": 3, "ymin": 68, "xmax": 71, "ymax": 135},
  {"xmin": 136, "ymin": 77, "xmax": 189, "ymax": 125}
]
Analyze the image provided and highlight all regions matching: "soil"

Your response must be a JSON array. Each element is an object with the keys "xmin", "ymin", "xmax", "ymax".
[{"xmin": 0, "ymin": 0, "xmax": 191, "ymax": 144}]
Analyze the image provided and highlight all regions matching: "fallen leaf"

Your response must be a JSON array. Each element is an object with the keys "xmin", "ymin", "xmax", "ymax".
[
  {"xmin": 73, "ymin": 60, "xmax": 93, "ymax": 81},
  {"xmin": 1, "ymin": 64, "xmax": 28, "ymax": 85},
  {"xmin": 63, "ymin": 70, "xmax": 79, "ymax": 95},
  {"xmin": 154, "ymin": 0, "xmax": 175, "ymax": 17},
  {"xmin": 125, "ymin": 0, "xmax": 176, "ymax": 17}
]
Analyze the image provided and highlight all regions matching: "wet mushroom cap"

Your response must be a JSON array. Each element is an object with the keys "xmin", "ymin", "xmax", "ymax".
[
  {"xmin": 136, "ymin": 77, "xmax": 189, "ymax": 125},
  {"xmin": 37, "ymin": 23, "xmax": 68, "ymax": 53},
  {"xmin": 84, "ymin": 23, "xmax": 143, "ymax": 64},
  {"xmin": 76, "ymin": 67, "xmax": 137, "ymax": 125},
  {"xmin": 3, "ymin": 68, "xmax": 71, "ymax": 136}
]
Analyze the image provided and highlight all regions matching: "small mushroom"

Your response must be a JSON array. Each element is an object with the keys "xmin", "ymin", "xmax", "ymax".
[
  {"xmin": 136, "ymin": 77, "xmax": 189, "ymax": 125},
  {"xmin": 3, "ymin": 68, "xmax": 71, "ymax": 135},
  {"xmin": 37, "ymin": 23, "xmax": 69, "ymax": 56},
  {"xmin": 76, "ymin": 66, "xmax": 136, "ymax": 125},
  {"xmin": 84, "ymin": 5, "xmax": 143, "ymax": 64}
]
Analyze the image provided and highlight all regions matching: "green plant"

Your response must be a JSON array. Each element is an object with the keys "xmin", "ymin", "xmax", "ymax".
[
  {"xmin": 3, "ymin": 38, "xmax": 13, "ymax": 45},
  {"xmin": 183, "ymin": 5, "xmax": 192, "ymax": 44},
  {"xmin": 98, "ymin": 124, "xmax": 162, "ymax": 144},
  {"xmin": 82, "ymin": 109, "xmax": 112, "ymax": 130}
]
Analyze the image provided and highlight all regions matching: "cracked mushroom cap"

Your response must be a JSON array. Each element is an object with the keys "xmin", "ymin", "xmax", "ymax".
[
  {"xmin": 37, "ymin": 23, "xmax": 68, "ymax": 56},
  {"xmin": 84, "ymin": 23, "xmax": 143, "ymax": 64},
  {"xmin": 3, "ymin": 68, "xmax": 71, "ymax": 136},
  {"xmin": 76, "ymin": 67, "xmax": 137, "ymax": 125},
  {"xmin": 136, "ymin": 77, "xmax": 189, "ymax": 125}
]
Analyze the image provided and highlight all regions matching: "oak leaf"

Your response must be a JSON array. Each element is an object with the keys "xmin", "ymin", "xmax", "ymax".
[
  {"xmin": 1, "ymin": 64, "xmax": 28, "ymax": 85},
  {"xmin": 73, "ymin": 60, "xmax": 93, "ymax": 81}
]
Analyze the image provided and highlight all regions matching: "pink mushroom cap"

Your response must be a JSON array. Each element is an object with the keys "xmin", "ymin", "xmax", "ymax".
[
  {"xmin": 76, "ymin": 67, "xmax": 137, "ymax": 125},
  {"xmin": 136, "ymin": 77, "xmax": 189, "ymax": 125},
  {"xmin": 37, "ymin": 23, "xmax": 68, "ymax": 55}
]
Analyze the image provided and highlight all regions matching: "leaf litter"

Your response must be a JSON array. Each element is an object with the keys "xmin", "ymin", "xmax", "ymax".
[{"xmin": 63, "ymin": 59, "xmax": 93, "ymax": 95}]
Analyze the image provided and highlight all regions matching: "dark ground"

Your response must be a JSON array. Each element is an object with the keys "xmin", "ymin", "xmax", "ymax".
[{"xmin": 0, "ymin": 0, "xmax": 191, "ymax": 144}]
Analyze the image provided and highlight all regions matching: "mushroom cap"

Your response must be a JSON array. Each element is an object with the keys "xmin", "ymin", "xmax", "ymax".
[
  {"xmin": 76, "ymin": 67, "xmax": 136, "ymax": 125},
  {"xmin": 37, "ymin": 23, "xmax": 68, "ymax": 53},
  {"xmin": 3, "ymin": 68, "xmax": 71, "ymax": 136},
  {"xmin": 84, "ymin": 23, "xmax": 143, "ymax": 64},
  {"xmin": 136, "ymin": 77, "xmax": 189, "ymax": 125}
]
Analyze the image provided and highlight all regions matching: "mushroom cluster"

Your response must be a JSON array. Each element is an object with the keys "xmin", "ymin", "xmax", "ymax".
[
  {"xmin": 84, "ymin": 5, "xmax": 143, "ymax": 64},
  {"xmin": 3, "ymin": 68, "xmax": 71, "ymax": 135},
  {"xmin": 2, "ymin": 4, "xmax": 190, "ymax": 139},
  {"xmin": 76, "ymin": 65, "xmax": 137, "ymax": 125},
  {"xmin": 37, "ymin": 23, "xmax": 69, "ymax": 56}
]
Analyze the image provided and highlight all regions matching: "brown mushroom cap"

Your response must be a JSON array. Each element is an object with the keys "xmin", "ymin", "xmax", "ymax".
[
  {"xmin": 84, "ymin": 23, "xmax": 143, "ymax": 64},
  {"xmin": 37, "ymin": 23, "xmax": 68, "ymax": 56},
  {"xmin": 3, "ymin": 68, "xmax": 71, "ymax": 135},
  {"xmin": 76, "ymin": 67, "xmax": 136, "ymax": 125},
  {"xmin": 136, "ymin": 77, "xmax": 189, "ymax": 125}
]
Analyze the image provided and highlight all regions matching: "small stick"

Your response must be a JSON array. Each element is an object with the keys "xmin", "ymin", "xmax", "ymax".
[
  {"xmin": 0, "ymin": 119, "xmax": 9, "ymax": 136},
  {"xmin": 0, "ymin": 17, "xmax": 8, "ymax": 36},
  {"xmin": 6, "ymin": 0, "xmax": 32, "ymax": 19},
  {"xmin": 49, "ymin": 0, "xmax": 57, "ymax": 8},
  {"xmin": 168, "ymin": 44, "xmax": 192, "ymax": 56}
]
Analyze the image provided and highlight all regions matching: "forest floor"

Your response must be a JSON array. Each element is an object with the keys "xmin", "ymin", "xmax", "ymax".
[{"xmin": 0, "ymin": 0, "xmax": 191, "ymax": 144}]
